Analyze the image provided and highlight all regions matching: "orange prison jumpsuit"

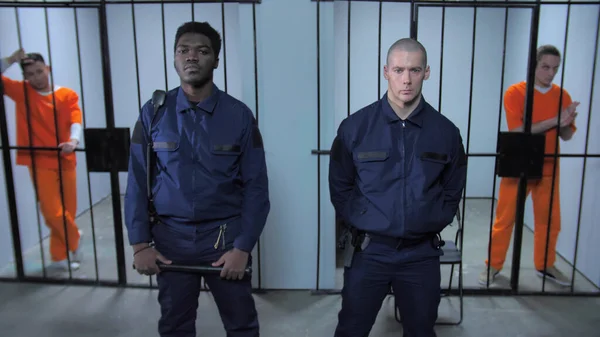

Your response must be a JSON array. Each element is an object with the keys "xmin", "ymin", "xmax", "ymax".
[
  {"xmin": 2, "ymin": 75, "xmax": 82, "ymax": 262},
  {"xmin": 486, "ymin": 81, "xmax": 576, "ymax": 272}
]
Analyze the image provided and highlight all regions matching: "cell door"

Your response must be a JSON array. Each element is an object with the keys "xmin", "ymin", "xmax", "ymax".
[
  {"xmin": 411, "ymin": 2, "xmax": 543, "ymax": 294},
  {"xmin": 0, "ymin": 4, "xmax": 133, "ymax": 287}
]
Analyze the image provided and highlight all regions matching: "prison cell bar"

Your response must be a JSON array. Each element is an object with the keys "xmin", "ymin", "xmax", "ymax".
[
  {"xmin": 98, "ymin": 1, "xmax": 128, "ymax": 285},
  {"xmin": 541, "ymin": 1, "xmax": 572, "ymax": 293},
  {"xmin": 570, "ymin": 5, "xmax": 600, "ymax": 293},
  {"xmin": 464, "ymin": 0, "xmax": 478, "ymax": 297},
  {"xmin": 0, "ymin": 71, "xmax": 25, "ymax": 280},
  {"xmin": 129, "ymin": 0, "xmax": 154, "ymax": 288},
  {"xmin": 73, "ymin": 5, "xmax": 101, "ymax": 283},
  {"xmin": 221, "ymin": 2, "xmax": 228, "ymax": 93},
  {"xmin": 510, "ymin": 3, "xmax": 541, "ymax": 292},
  {"xmin": 160, "ymin": 3, "xmax": 168, "ymax": 92},
  {"xmin": 251, "ymin": 2, "xmax": 263, "ymax": 291},
  {"xmin": 315, "ymin": 0, "xmax": 322, "ymax": 291},
  {"xmin": 43, "ymin": 0, "xmax": 78, "ymax": 280},
  {"xmin": 347, "ymin": 1, "xmax": 351, "ymax": 118},
  {"xmin": 377, "ymin": 1, "xmax": 382, "ymax": 99},
  {"xmin": 485, "ymin": 2, "xmax": 511, "ymax": 291},
  {"xmin": 13, "ymin": 7, "xmax": 49, "ymax": 280}
]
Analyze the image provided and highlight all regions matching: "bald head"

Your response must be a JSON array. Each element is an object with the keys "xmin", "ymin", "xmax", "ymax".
[{"xmin": 386, "ymin": 38, "xmax": 428, "ymax": 68}]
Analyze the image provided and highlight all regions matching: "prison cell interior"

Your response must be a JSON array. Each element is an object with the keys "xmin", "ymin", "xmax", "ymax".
[{"xmin": 0, "ymin": 0, "xmax": 599, "ymax": 306}]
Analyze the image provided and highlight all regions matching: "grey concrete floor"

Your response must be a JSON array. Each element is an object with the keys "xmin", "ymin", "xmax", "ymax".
[
  {"xmin": 1, "ymin": 197, "xmax": 598, "ymax": 294},
  {"xmin": 0, "ymin": 282, "xmax": 599, "ymax": 336},
  {"xmin": 0, "ymin": 197, "xmax": 599, "ymax": 336}
]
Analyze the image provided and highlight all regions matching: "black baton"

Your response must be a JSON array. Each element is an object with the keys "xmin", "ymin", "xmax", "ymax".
[{"xmin": 133, "ymin": 260, "xmax": 252, "ymax": 275}]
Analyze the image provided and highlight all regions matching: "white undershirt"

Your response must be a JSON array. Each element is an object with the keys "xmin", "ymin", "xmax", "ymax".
[{"xmin": 535, "ymin": 84, "xmax": 552, "ymax": 94}]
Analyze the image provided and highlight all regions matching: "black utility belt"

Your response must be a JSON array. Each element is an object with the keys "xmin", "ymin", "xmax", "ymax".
[
  {"xmin": 353, "ymin": 230, "xmax": 444, "ymax": 251},
  {"xmin": 365, "ymin": 233, "xmax": 429, "ymax": 249}
]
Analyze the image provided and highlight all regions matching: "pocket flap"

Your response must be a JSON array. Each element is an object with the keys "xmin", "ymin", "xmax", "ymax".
[
  {"xmin": 153, "ymin": 141, "xmax": 179, "ymax": 152},
  {"xmin": 211, "ymin": 144, "xmax": 242, "ymax": 155},
  {"xmin": 356, "ymin": 150, "xmax": 390, "ymax": 162},
  {"xmin": 420, "ymin": 151, "xmax": 449, "ymax": 164}
]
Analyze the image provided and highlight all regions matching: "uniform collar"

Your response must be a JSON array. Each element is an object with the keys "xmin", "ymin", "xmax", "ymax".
[
  {"xmin": 176, "ymin": 83, "xmax": 220, "ymax": 114},
  {"xmin": 381, "ymin": 92, "xmax": 426, "ymax": 127}
]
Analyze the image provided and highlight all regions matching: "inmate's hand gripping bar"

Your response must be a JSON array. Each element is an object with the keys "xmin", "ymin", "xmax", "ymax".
[{"xmin": 133, "ymin": 260, "xmax": 252, "ymax": 275}]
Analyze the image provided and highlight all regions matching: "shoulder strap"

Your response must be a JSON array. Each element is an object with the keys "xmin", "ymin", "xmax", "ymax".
[{"xmin": 147, "ymin": 90, "xmax": 167, "ymax": 225}]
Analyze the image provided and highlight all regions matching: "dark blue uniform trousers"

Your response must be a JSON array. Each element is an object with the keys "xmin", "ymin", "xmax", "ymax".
[
  {"xmin": 152, "ymin": 219, "xmax": 258, "ymax": 337},
  {"xmin": 334, "ymin": 238, "xmax": 442, "ymax": 337}
]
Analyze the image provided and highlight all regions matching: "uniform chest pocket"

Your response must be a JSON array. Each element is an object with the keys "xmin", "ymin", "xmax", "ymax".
[
  {"xmin": 353, "ymin": 149, "xmax": 391, "ymax": 190},
  {"xmin": 210, "ymin": 143, "xmax": 242, "ymax": 173},
  {"xmin": 419, "ymin": 151, "xmax": 449, "ymax": 180}
]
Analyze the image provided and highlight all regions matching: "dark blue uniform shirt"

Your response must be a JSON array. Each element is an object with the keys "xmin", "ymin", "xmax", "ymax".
[
  {"xmin": 329, "ymin": 93, "xmax": 467, "ymax": 240},
  {"xmin": 124, "ymin": 84, "xmax": 270, "ymax": 253}
]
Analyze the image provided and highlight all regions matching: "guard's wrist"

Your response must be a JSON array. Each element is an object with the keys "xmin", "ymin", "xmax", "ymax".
[
  {"xmin": 133, "ymin": 245, "xmax": 153, "ymax": 256},
  {"xmin": 132, "ymin": 242, "xmax": 151, "ymax": 253}
]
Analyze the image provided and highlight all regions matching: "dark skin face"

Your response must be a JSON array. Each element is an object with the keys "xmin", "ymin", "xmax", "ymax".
[{"xmin": 174, "ymin": 32, "xmax": 219, "ymax": 101}]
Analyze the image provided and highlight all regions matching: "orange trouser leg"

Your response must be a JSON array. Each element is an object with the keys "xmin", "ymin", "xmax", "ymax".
[
  {"xmin": 531, "ymin": 176, "xmax": 561, "ymax": 271},
  {"xmin": 29, "ymin": 167, "xmax": 80, "ymax": 262},
  {"xmin": 485, "ymin": 178, "xmax": 532, "ymax": 271}
]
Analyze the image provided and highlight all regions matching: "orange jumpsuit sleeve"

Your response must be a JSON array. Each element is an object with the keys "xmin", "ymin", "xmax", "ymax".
[
  {"xmin": 2, "ymin": 75, "xmax": 25, "ymax": 102},
  {"xmin": 65, "ymin": 89, "xmax": 83, "ymax": 125},
  {"xmin": 560, "ymin": 90, "xmax": 577, "ymax": 133},
  {"xmin": 503, "ymin": 85, "xmax": 524, "ymax": 131}
]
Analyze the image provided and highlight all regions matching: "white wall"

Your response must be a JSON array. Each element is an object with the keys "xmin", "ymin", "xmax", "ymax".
[
  {"xmin": 0, "ymin": 7, "xmax": 110, "ymax": 269},
  {"xmin": 509, "ymin": 4, "xmax": 600, "ymax": 286}
]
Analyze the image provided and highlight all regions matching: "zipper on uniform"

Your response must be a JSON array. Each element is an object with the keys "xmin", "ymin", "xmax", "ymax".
[{"xmin": 213, "ymin": 224, "xmax": 228, "ymax": 250}]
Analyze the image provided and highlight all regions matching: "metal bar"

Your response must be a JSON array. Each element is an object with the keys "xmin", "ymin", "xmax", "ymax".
[
  {"xmin": 251, "ymin": 2, "xmax": 262, "ymax": 290},
  {"xmin": 73, "ymin": 6, "xmax": 100, "ymax": 282},
  {"xmin": 43, "ymin": 2, "xmax": 76, "ymax": 279},
  {"xmin": 311, "ymin": 287, "xmax": 600, "ymax": 297},
  {"xmin": 406, "ymin": 2, "xmax": 538, "ymax": 8},
  {"xmin": 129, "ymin": 0, "xmax": 153, "ymax": 289},
  {"xmin": 15, "ymin": 7, "xmax": 48, "ymax": 279},
  {"xmin": 438, "ymin": 4, "xmax": 445, "ymax": 112},
  {"xmin": 510, "ymin": 4, "xmax": 540, "ymax": 292},
  {"xmin": 0, "ymin": 68, "xmax": 25, "ymax": 281},
  {"xmin": 410, "ymin": 1, "xmax": 417, "ymax": 39},
  {"xmin": 161, "ymin": 3, "xmax": 168, "ymax": 91},
  {"xmin": 221, "ymin": 1, "xmax": 228, "ymax": 93},
  {"xmin": 570, "ymin": 5, "xmax": 600, "ymax": 293},
  {"xmin": 191, "ymin": 0, "xmax": 195, "ymax": 21},
  {"xmin": 98, "ymin": 0, "xmax": 127, "ymax": 285},
  {"xmin": 310, "ymin": 0, "xmax": 591, "ymax": 3},
  {"xmin": 484, "ymin": 2, "xmax": 510, "ymax": 290},
  {"xmin": 347, "ymin": 1, "xmax": 351, "ymax": 117},
  {"xmin": 457, "ymin": 2, "xmax": 478, "ymax": 296},
  {"xmin": 309, "ymin": 150, "xmax": 600, "ymax": 158},
  {"xmin": 0, "ymin": 0, "xmax": 260, "ymax": 6},
  {"xmin": 541, "ymin": 2, "xmax": 571, "ymax": 293},
  {"xmin": 0, "ymin": 2, "xmax": 100, "ymax": 8},
  {"xmin": 315, "ymin": 0, "xmax": 321, "ymax": 291},
  {"xmin": 377, "ymin": 1, "xmax": 382, "ymax": 99}
]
